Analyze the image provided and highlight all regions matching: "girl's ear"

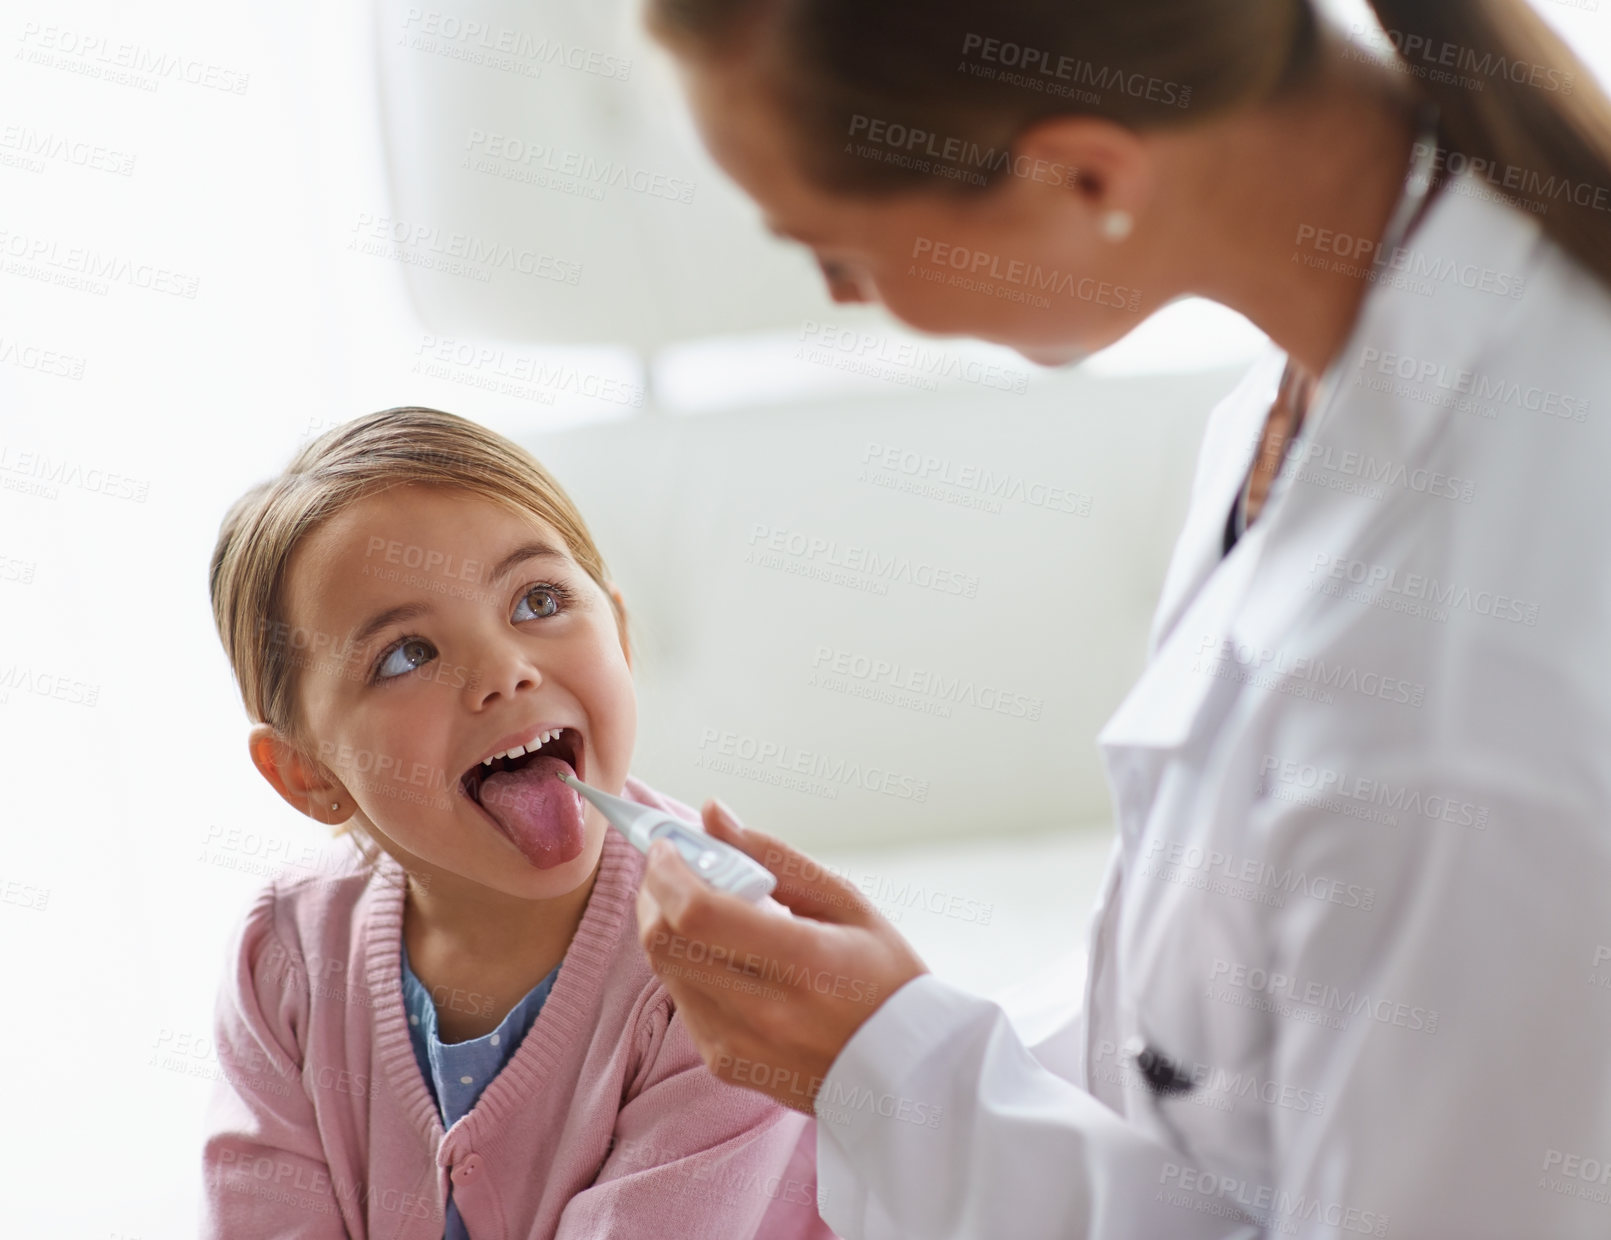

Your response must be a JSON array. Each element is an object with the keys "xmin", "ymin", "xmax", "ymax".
[
  {"xmin": 247, "ymin": 723, "xmax": 355, "ymax": 824},
  {"xmin": 608, "ymin": 584, "xmax": 632, "ymax": 672}
]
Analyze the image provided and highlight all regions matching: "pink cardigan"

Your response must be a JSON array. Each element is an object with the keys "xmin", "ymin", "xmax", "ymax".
[{"xmin": 201, "ymin": 775, "xmax": 836, "ymax": 1240}]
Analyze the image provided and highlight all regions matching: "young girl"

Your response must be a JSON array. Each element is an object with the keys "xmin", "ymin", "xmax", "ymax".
[{"xmin": 202, "ymin": 407, "xmax": 834, "ymax": 1239}]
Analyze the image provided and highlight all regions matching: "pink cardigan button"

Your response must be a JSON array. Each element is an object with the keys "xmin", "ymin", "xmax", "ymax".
[{"xmin": 452, "ymin": 1154, "xmax": 483, "ymax": 1185}]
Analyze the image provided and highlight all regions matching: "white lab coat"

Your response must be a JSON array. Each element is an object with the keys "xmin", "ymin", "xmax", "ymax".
[{"xmin": 814, "ymin": 166, "xmax": 1611, "ymax": 1239}]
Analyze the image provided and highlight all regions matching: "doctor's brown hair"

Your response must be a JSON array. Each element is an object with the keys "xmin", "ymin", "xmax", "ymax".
[
  {"xmin": 647, "ymin": 0, "xmax": 1611, "ymax": 292},
  {"xmin": 208, "ymin": 407, "xmax": 629, "ymax": 849}
]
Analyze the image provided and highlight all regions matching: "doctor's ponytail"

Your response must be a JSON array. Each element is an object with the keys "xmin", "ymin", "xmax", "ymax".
[
  {"xmin": 1362, "ymin": 0, "xmax": 1611, "ymax": 291},
  {"xmin": 649, "ymin": 0, "xmax": 1611, "ymax": 290}
]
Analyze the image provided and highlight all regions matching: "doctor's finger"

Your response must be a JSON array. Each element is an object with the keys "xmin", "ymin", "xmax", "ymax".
[
  {"xmin": 645, "ymin": 837, "xmax": 928, "ymax": 1009},
  {"xmin": 640, "ymin": 840, "xmax": 808, "ymax": 973},
  {"xmin": 641, "ymin": 836, "xmax": 927, "ymax": 1015},
  {"xmin": 637, "ymin": 932, "xmax": 765, "ymax": 1043},
  {"xmin": 649, "ymin": 970, "xmax": 821, "ymax": 1113},
  {"xmin": 701, "ymin": 799, "xmax": 877, "ymax": 926},
  {"xmin": 640, "ymin": 906, "xmax": 858, "ymax": 1111}
]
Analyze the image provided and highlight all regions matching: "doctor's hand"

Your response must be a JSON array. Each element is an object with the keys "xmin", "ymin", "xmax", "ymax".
[{"xmin": 636, "ymin": 799, "xmax": 928, "ymax": 1113}]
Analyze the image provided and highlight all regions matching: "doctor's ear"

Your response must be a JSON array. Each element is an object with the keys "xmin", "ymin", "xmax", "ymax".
[
  {"xmin": 247, "ymin": 723, "xmax": 354, "ymax": 824},
  {"xmin": 608, "ymin": 584, "xmax": 633, "ymax": 672},
  {"xmin": 1008, "ymin": 114, "xmax": 1154, "ymax": 239}
]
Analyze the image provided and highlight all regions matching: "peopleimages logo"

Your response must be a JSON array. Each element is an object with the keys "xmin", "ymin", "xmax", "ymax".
[
  {"xmin": 860, "ymin": 441, "xmax": 1090, "ymax": 515},
  {"xmin": 1359, "ymin": 22, "xmax": 1576, "ymax": 95},
  {"xmin": 1209, "ymin": 958, "xmax": 1439, "ymax": 1034},
  {"xmin": 1142, "ymin": 836, "xmax": 1377, "ymax": 910},
  {"xmin": 462, "ymin": 130, "xmax": 694, "ymax": 204},
  {"xmin": 1308, "ymin": 552, "xmax": 1540, "ymax": 627},
  {"xmin": 1416, "ymin": 143, "xmax": 1611, "ymax": 216},
  {"xmin": 802, "ymin": 324, "xmax": 1031, "ymax": 395},
  {"xmin": 910, "ymin": 237, "xmax": 1141, "ymax": 312},
  {"xmin": 1157, "ymin": 1164, "xmax": 1389, "ymax": 1237},
  {"xmin": 696, "ymin": 727, "xmax": 931, "ymax": 803},
  {"xmin": 348, "ymin": 214, "xmax": 583, "ymax": 286},
  {"xmin": 16, "ymin": 22, "xmax": 251, "ymax": 94},
  {"xmin": 1090, "ymin": 1041, "xmax": 1327, "ymax": 1117},
  {"xmin": 810, "ymin": 644, "xmax": 1045, "ymax": 721},
  {"xmin": 847, "ymin": 115, "xmax": 1075, "ymax": 187},
  {"xmin": 0, "ymin": 125, "xmax": 137, "ymax": 176},
  {"xmin": 0, "ymin": 445, "xmax": 149, "ymax": 502},
  {"xmin": 959, "ymin": 34, "xmax": 1193, "ymax": 109},
  {"xmin": 1278, "ymin": 439, "xmax": 1478, "ymax": 504},
  {"xmin": 1356, "ymin": 347, "xmax": 1589, "ymax": 423},
  {"xmin": 1258, "ymin": 755, "xmax": 1489, "ymax": 831},
  {"xmin": 745, "ymin": 523, "xmax": 981, "ymax": 599},
  {"xmin": 1295, "ymin": 224, "xmax": 1526, "ymax": 300},
  {"xmin": 1195, "ymin": 635, "xmax": 1427, "ymax": 707},
  {"xmin": 399, "ymin": 9, "xmax": 632, "ymax": 81},
  {"xmin": 412, "ymin": 335, "xmax": 645, "ymax": 407},
  {"xmin": 0, "ymin": 335, "xmax": 86, "ymax": 381},
  {"xmin": 0, "ymin": 226, "xmax": 201, "ymax": 298}
]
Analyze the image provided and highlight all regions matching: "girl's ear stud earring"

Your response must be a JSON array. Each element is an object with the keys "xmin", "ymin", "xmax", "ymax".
[{"xmin": 330, "ymin": 802, "xmax": 340, "ymax": 812}]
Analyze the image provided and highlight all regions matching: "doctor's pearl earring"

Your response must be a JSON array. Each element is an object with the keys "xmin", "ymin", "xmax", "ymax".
[{"xmin": 1102, "ymin": 210, "xmax": 1134, "ymax": 243}]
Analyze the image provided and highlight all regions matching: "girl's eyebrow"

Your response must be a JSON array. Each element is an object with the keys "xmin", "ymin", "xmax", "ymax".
[
  {"xmin": 488, "ymin": 541, "xmax": 568, "ymax": 585},
  {"xmin": 350, "ymin": 601, "xmax": 431, "ymax": 649},
  {"xmin": 347, "ymin": 542, "xmax": 569, "ymax": 648}
]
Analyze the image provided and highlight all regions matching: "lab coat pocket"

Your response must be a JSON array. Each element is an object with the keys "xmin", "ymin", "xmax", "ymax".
[
  {"xmin": 1117, "ymin": 793, "xmax": 1280, "ymax": 1187},
  {"xmin": 1124, "ymin": 980, "xmax": 1276, "ymax": 1191}
]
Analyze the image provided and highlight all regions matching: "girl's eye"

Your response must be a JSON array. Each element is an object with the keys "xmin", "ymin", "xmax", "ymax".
[
  {"xmin": 374, "ymin": 637, "xmax": 436, "ymax": 682},
  {"xmin": 513, "ymin": 582, "xmax": 570, "ymax": 622}
]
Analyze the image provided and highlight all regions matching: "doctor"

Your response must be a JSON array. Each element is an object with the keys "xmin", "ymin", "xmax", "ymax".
[{"xmin": 635, "ymin": 0, "xmax": 1611, "ymax": 1235}]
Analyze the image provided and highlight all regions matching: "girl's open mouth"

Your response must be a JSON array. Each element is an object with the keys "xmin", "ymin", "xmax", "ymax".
[{"xmin": 459, "ymin": 727, "xmax": 588, "ymax": 870}]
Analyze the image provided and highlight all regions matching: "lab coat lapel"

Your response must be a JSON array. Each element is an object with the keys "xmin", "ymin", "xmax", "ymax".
[
  {"xmin": 1093, "ymin": 354, "xmax": 1279, "ymax": 765},
  {"xmin": 1208, "ymin": 172, "xmax": 1542, "ymax": 695},
  {"xmin": 1094, "ymin": 169, "xmax": 1541, "ymax": 833},
  {"xmin": 1091, "ymin": 367, "xmax": 1273, "ymax": 842},
  {"xmin": 1145, "ymin": 348, "xmax": 1286, "ymax": 653}
]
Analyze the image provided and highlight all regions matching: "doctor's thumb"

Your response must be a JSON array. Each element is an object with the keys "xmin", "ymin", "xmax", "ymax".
[
  {"xmin": 701, "ymin": 803, "xmax": 875, "ymax": 926},
  {"xmin": 642, "ymin": 837, "xmax": 702, "ymax": 921}
]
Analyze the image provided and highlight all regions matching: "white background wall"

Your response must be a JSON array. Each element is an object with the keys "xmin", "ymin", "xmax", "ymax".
[{"xmin": 2, "ymin": 0, "xmax": 1607, "ymax": 1235}]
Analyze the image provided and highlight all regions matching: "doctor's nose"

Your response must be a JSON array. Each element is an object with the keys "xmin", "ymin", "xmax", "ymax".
[{"xmin": 818, "ymin": 257, "xmax": 875, "ymax": 305}]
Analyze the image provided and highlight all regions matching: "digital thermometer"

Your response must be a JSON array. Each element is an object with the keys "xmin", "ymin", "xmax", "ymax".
[{"xmin": 559, "ymin": 772, "xmax": 778, "ymax": 903}]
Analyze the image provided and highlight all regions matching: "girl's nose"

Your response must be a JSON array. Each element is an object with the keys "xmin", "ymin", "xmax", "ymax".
[{"xmin": 467, "ymin": 644, "xmax": 543, "ymax": 708}]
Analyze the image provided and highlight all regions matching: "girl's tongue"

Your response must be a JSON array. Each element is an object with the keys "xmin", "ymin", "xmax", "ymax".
[{"xmin": 477, "ymin": 756, "xmax": 586, "ymax": 869}]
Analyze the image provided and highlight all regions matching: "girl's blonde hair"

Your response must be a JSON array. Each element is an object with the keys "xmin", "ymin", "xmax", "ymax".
[{"xmin": 208, "ymin": 405, "xmax": 627, "ymax": 776}]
